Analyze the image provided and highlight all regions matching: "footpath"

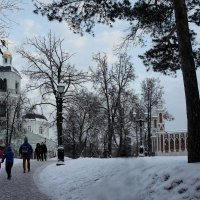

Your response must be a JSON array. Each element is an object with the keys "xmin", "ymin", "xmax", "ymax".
[{"xmin": 0, "ymin": 159, "xmax": 53, "ymax": 200}]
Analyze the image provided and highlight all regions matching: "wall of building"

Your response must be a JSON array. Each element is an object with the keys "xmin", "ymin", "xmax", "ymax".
[
  {"xmin": 152, "ymin": 131, "xmax": 187, "ymax": 156},
  {"xmin": 22, "ymin": 118, "xmax": 49, "ymax": 139}
]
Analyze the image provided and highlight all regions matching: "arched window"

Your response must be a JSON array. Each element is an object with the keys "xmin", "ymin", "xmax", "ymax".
[
  {"xmin": 0, "ymin": 79, "xmax": 7, "ymax": 91},
  {"xmin": 181, "ymin": 138, "xmax": 185, "ymax": 151},
  {"xmin": 170, "ymin": 138, "xmax": 174, "ymax": 152},
  {"xmin": 164, "ymin": 139, "xmax": 169, "ymax": 152},
  {"xmin": 161, "ymin": 135, "xmax": 163, "ymax": 152},
  {"xmin": 159, "ymin": 113, "xmax": 162, "ymax": 123},
  {"xmin": 15, "ymin": 82, "xmax": 19, "ymax": 94},
  {"xmin": 3, "ymin": 79, "xmax": 7, "ymax": 91},
  {"xmin": 175, "ymin": 138, "xmax": 179, "ymax": 151}
]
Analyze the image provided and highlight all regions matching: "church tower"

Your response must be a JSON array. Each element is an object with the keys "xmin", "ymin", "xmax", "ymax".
[
  {"xmin": 156, "ymin": 102, "xmax": 165, "ymax": 132},
  {"xmin": 0, "ymin": 50, "xmax": 22, "ymax": 146},
  {"xmin": 0, "ymin": 51, "xmax": 21, "ymax": 95}
]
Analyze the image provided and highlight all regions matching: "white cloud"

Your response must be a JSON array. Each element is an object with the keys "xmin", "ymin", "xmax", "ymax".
[
  {"xmin": 68, "ymin": 36, "xmax": 87, "ymax": 48},
  {"xmin": 21, "ymin": 19, "xmax": 42, "ymax": 38}
]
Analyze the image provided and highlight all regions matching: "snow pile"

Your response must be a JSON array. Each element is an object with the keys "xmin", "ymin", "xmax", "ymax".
[{"xmin": 37, "ymin": 156, "xmax": 200, "ymax": 200}]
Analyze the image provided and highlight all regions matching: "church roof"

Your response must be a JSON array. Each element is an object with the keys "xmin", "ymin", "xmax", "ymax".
[
  {"xmin": 23, "ymin": 132, "xmax": 57, "ymax": 148},
  {"xmin": 3, "ymin": 51, "xmax": 12, "ymax": 57},
  {"xmin": 22, "ymin": 113, "xmax": 48, "ymax": 121}
]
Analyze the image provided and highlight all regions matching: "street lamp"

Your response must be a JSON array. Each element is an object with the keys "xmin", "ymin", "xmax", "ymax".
[
  {"xmin": 57, "ymin": 83, "xmax": 65, "ymax": 165},
  {"xmin": 133, "ymin": 111, "xmax": 147, "ymax": 156}
]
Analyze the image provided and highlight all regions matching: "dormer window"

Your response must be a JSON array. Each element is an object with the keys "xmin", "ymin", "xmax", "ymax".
[
  {"xmin": 39, "ymin": 126, "xmax": 43, "ymax": 134},
  {"xmin": 28, "ymin": 125, "xmax": 31, "ymax": 132}
]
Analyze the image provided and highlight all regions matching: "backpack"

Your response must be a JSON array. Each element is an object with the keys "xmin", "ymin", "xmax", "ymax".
[{"xmin": 21, "ymin": 145, "xmax": 29, "ymax": 154}]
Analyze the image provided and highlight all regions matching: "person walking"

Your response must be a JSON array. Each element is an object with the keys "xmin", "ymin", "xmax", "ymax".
[
  {"xmin": 35, "ymin": 143, "xmax": 41, "ymax": 161},
  {"xmin": 1, "ymin": 146, "xmax": 14, "ymax": 180},
  {"xmin": 41, "ymin": 142, "xmax": 47, "ymax": 161},
  {"xmin": 19, "ymin": 137, "xmax": 33, "ymax": 173}
]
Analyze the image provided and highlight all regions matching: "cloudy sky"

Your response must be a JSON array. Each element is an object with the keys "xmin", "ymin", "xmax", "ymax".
[{"xmin": 3, "ymin": 1, "xmax": 200, "ymax": 131}]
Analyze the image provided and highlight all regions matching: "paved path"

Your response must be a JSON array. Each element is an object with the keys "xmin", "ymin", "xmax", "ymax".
[{"xmin": 0, "ymin": 159, "xmax": 54, "ymax": 200}]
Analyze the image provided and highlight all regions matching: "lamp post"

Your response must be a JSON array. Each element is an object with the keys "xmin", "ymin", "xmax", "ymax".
[
  {"xmin": 57, "ymin": 83, "xmax": 65, "ymax": 165},
  {"xmin": 133, "ymin": 111, "xmax": 147, "ymax": 156}
]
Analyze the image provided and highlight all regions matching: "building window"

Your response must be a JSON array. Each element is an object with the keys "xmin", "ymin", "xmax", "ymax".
[
  {"xmin": 154, "ymin": 120, "xmax": 157, "ymax": 128},
  {"xmin": 175, "ymin": 137, "xmax": 179, "ymax": 152},
  {"xmin": 159, "ymin": 113, "xmax": 162, "ymax": 123},
  {"xmin": 170, "ymin": 138, "xmax": 174, "ymax": 152},
  {"xmin": 28, "ymin": 126, "xmax": 31, "ymax": 132},
  {"xmin": 161, "ymin": 135, "xmax": 163, "ymax": 152},
  {"xmin": 39, "ymin": 126, "xmax": 43, "ymax": 134},
  {"xmin": 15, "ymin": 82, "xmax": 19, "ymax": 94},
  {"xmin": 0, "ymin": 102, "xmax": 6, "ymax": 117},
  {"xmin": 164, "ymin": 139, "xmax": 169, "ymax": 152},
  {"xmin": 0, "ymin": 79, "xmax": 7, "ymax": 91},
  {"xmin": 181, "ymin": 138, "xmax": 185, "ymax": 151},
  {"xmin": 5, "ymin": 58, "xmax": 7, "ymax": 63}
]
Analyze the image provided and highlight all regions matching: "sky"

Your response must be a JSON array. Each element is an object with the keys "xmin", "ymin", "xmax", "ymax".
[
  {"xmin": 3, "ymin": 1, "xmax": 200, "ymax": 132},
  {"xmin": 1, "ymin": 156, "xmax": 200, "ymax": 200}
]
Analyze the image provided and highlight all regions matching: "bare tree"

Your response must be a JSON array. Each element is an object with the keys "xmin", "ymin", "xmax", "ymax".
[
  {"xmin": 63, "ymin": 90, "xmax": 104, "ymax": 158},
  {"xmin": 17, "ymin": 31, "xmax": 88, "ymax": 146},
  {"xmin": 90, "ymin": 53, "xmax": 136, "ymax": 156},
  {"xmin": 141, "ymin": 78, "xmax": 164, "ymax": 155},
  {"xmin": 0, "ymin": 91, "xmax": 28, "ymax": 147},
  {"xmin": 0, "ymin": 0, "xmax": 22, "ymax": 39}
]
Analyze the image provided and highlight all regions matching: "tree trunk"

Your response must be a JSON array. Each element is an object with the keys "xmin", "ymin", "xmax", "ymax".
[
  {"xmin": 72, "ymin": 125, "xmax": 76, "ymax": 159},
  {"xmin": 173, "ymin": 0, "xmax": 200, "ymax": 163}
]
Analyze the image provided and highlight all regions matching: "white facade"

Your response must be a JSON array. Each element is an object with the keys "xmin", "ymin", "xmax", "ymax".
[
  {"xmin": 0, "ymin": 51, "xmax": 21, "ymax": 95},
  {"xmin": 21, "ymin": 113, "xmax": 56, "ymax": 158},
  {"xmin": 0, "ymin": 51, "xmax": 21, "ymax": 146},
  {"xmin": 22, "ymin": 113, "xmax": 49, "ymax": 139}
]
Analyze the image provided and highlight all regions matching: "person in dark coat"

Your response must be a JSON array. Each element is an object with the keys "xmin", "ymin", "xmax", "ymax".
[
  {"xmin": 40, "ymin": 142, "xmax": 47, "ymax": 161},
  {"xmin": 35, "ymin": 143, "xmax": 41, "ymax": 161},
  {"xmin": 1, "ymin": 146, "xmax": 14, "ymax": 179},
  {"xmin": 19, "ymin": 137, "xmax": 33, "ymax": 173}
]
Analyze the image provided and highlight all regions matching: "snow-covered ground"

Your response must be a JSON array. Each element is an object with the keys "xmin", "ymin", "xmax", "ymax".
[{"xmin": 35, "ymin": 156, "xmax": 200, "ymax": 200}]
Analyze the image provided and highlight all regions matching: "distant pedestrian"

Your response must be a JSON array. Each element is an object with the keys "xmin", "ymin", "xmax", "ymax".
[
  {"xmin": 1, "ymin": 146, "xmax": 14, "ymax": 179},
  {"xmin": 35, "ymin": 143, "xmax": 41, "ymax": 161},
  {"xmin": 41, "ymin": 142, "xmax": 47, "ymax": 161},
  {"xmin": 19, "ymin": 137, "xmax": 33, "ymax": 173}
]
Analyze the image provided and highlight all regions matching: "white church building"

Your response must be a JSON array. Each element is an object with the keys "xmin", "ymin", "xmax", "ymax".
[{"xmin": 0, "ymin": 50, "xmax": 56, "ymax": 158}]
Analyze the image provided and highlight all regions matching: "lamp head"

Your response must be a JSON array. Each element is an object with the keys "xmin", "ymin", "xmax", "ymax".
[{"xmin": 57, "ymin": 83, "xmax": 65, "ymax": 93}]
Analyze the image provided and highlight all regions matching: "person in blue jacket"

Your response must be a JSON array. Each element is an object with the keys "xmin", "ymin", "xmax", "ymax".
[
  {"xmin": 1, "ymin": 146, "xmax": 14, "ymax": 180},
  {"xmin": 19, "ymin": 137, "xmax": 33, "ymax": 173}
]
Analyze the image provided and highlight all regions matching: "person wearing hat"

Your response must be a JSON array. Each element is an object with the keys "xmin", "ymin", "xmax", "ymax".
[
  {"xmin": 1, "ymin": 146, "xmax": 14, "ymax": 179},
  {"xmin": 19, "ymin": 137, "xmax": 33, "ymax": 173}
]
